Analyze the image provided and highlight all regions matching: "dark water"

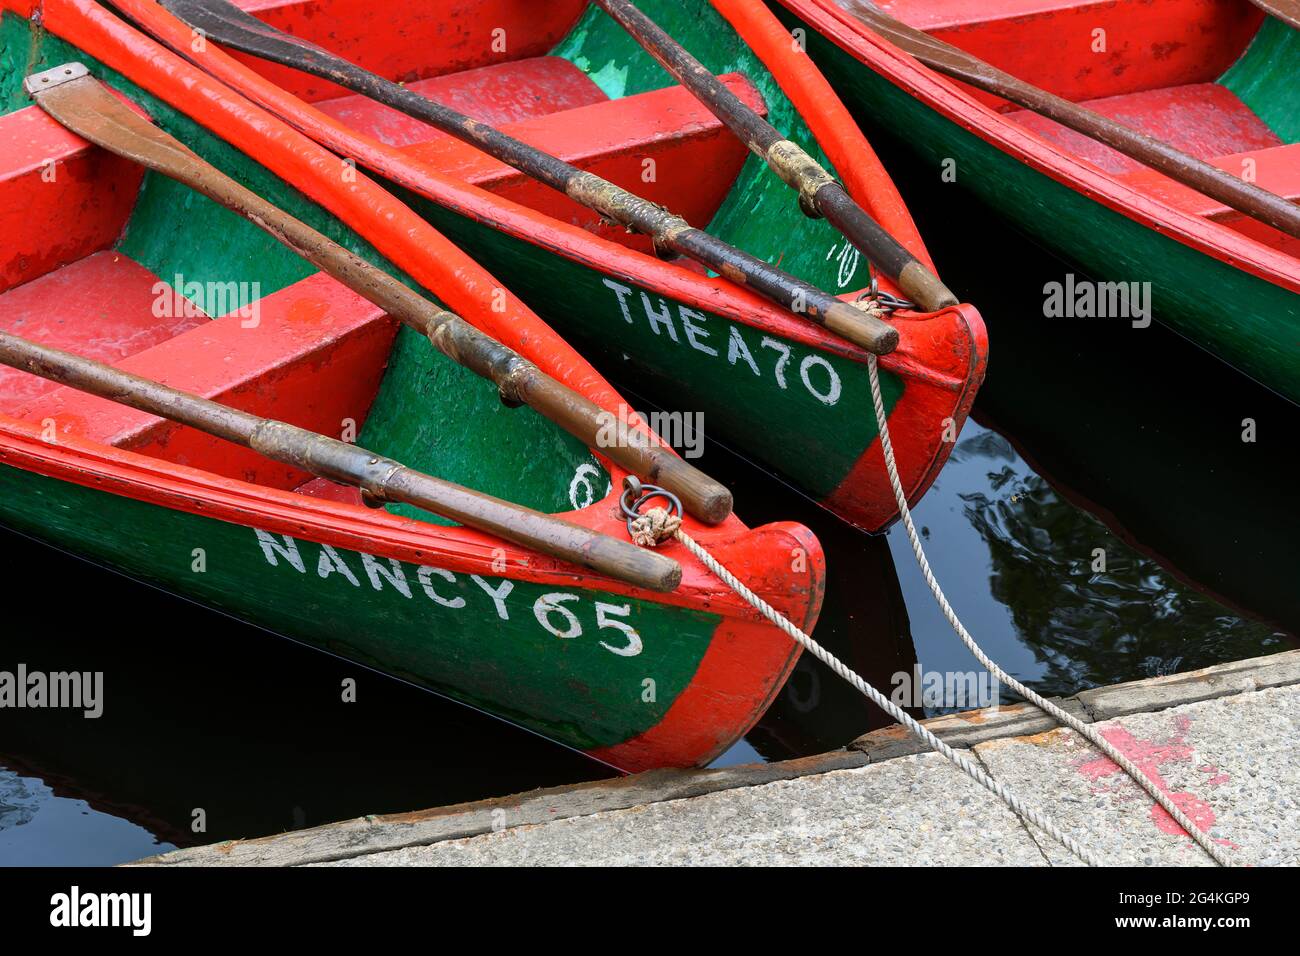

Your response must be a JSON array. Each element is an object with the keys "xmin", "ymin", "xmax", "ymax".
[{"xmin": 3, "ymin": 169, "xmax": 1295, "ymax": 867}]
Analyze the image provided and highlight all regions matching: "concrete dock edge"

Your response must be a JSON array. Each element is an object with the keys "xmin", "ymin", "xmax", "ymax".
[{"xmin": 130, "ymin": 648, "xmax": 1300, "ymax": 867}]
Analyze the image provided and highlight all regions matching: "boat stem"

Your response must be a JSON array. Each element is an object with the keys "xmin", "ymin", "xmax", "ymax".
[
  {"xmin": 149, "ymin": 0, "xmax": 898, "ymax": 355},
  {"xmin": 25, "ymin": 64, "xmax": 732, "ymax": 526}
]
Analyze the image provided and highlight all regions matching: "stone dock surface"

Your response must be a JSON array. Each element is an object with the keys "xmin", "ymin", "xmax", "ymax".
[{"xmin": 134, "ymin": 650, "xmax": 1300, "ymax": 866}]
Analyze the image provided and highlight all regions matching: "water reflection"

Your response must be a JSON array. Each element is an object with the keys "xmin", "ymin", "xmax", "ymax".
[
  {"xmin": 712, "ymin": 443, "xmax": 923, "ymax": 760},
  {"xmin": 900, "ymin": 423, "xmax": 1287, "ymax": 702}
]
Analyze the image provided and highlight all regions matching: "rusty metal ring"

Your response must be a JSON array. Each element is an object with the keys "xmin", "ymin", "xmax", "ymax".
[
  {"xmin": 855, "ymin": 276, "xmax": 915, "ymax": 315},
  {"xmin": 620, "ymin": 476, "xmax": 682, "ymax": 537}
]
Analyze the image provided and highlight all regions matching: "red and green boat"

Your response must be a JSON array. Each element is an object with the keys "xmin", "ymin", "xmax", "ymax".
[
  {"xmin": 0, "ymin": 1, "xmax": 832, "ymax": 772},
  {"xmin": 778, "ymin": 0, "xmax": 1300, "ymax": 404},
  {"xmin": 58, "ymin": 0, "xmax": 989, "ymax": 533}
]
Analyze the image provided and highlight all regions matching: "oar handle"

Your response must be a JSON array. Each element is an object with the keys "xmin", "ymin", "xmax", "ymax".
[
  {"xmin": 510, "ymin": 370, "xmax": 734, "ymax": 525},
  {"xmin": 1246, "ymin": 0, "xmax": 1300, "ymax": 31},
  {"xmin": 814, "ymin": 183, "xmax": 957, "ymax": 310},
  {"xmin": 26, "ymin": 65, "xmax": 733, "ymax": 524},
  {"xmin": 0, "ymin": 329, "xmax": 681, "ymax": 592},
  {"xmin": 592, "ymin": 0, "xmax": 957, "ymax": 312}
]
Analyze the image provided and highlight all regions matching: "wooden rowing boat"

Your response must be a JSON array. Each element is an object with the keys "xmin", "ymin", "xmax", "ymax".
[
  {"xmin": 47, "ymin": 0, "xmax": 989, "ymax": 532},
  {"xmin": 778, "ymin": 0, "xmax": 1300, "ymax": 403},
  {"xmin": 0, "ymin": 7, "xmax": 829, "ymax": 772}
]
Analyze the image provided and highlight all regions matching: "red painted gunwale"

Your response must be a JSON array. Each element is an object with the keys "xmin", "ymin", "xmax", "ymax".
[
  {"xmin": 1, "ymin": 0, "xmax": 829, "ymax": 773},
  {"xmin": 781, "ymin": 0, "xmax": 1300, "ymax": 294},
  {"xmin": 94, "ymin": 0, "xmax": 987, "ymax": 531}
]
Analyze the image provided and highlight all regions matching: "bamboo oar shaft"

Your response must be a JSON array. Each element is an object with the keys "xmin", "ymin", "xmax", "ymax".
[
  {"xmin": 26, "ymin": 64, "xmax": 731, "ymax": 525},
  {"xmin": 0, "ymin": 329, "xmax": 681, "ymax": 592},
  {"xmin": 152, "ymin": 0, "xmax": 898, "ymax": 354},
  {"xmin": 592, "ymin": 0, "xmax": 957, "ymax": 313},
  {"xmin": 844, "ymin": 1, "xmax": 1300, "ymax": 241}
]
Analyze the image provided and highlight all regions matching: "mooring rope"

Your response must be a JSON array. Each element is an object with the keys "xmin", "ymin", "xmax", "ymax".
[
  {"xmin": 631, "ymin": 512, "xmax": 1099, "ymax": 864},
  {"xmin": 626, "ymin": 347, "xmax": 1234, "ymax": 867},
  {"xmin": 860, "ymin": 353, "xmax": 1233, "ymax": 866}
]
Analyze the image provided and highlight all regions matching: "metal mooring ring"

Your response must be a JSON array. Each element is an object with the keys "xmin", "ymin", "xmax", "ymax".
[
  {"xmin": 855, "ymin": 274, "xmax": 915, "ymax": 315},
  {"xmin": 620, "ymin": 476, "xmax": 683, "ymax": 538}
]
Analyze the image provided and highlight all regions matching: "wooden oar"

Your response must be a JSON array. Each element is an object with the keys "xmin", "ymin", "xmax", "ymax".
[
  {"xmin": 0, "ymin": 329, "xmax": 681, "ymax": 592},
  {"xmin": 25, "ymin": 63, "xmax": 732, "ymax": 526},
  {"xmin": 591, "ymin": 0, "xmax": 957, "ymax": 313},
  {"xmin": 150, "ymin": 0, "xmax": 898, "ymax": 355},
  {"xmin": 1248, "ymin": 0, "xmax": 1300, "ymax": 31},
  {"xmin": 842, "ymin": 0, "xmax": 1300, "ymax": 241}
]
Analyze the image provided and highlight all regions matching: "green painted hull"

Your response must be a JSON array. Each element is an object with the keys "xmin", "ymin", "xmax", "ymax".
[
  {"xmin": 0, "ymin": 15, "xmax": 740, "ymax": 760},
  {"xmin": 394, "ymin": 187, "xmax": 903, "ymax": 502},
  {"xmin": 0, "ymin": 464, "xmax": 716, "ymax": 752},
  {"xmin": 787, "ymin": 10, "xmax": 1300, "ymax": 404}
]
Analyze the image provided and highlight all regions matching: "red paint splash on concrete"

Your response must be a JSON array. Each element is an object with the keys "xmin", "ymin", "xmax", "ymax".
[
  {"xmin": 1199, "ymin": 764, "xmax": 1231, "ymax": 787},
  {"xmin": 1075, "ymin": 716, "xmax": 1235, "ymax": 847}
]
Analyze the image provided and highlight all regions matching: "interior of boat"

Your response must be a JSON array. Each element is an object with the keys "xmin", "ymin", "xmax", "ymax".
[
  {"xmin": 0, "ymin": 48, "xmax": 609, "ymax": 521},
  {"xmin": 159, "ymin": 0, "xmax": 886, "ymax": 300},
  {"xmin": 0, "ymin": 0, "xmax": 943, "ymax": 525},
  {"xmin": 869, "ymin": 0, "xmax": 1300, "ymax": 256}
]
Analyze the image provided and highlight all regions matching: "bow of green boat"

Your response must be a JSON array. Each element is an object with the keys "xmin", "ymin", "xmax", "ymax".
[
  {"xmin": 89, "ymin": 0, "xmax": 989, "ymax": 532},
  {"xmin": 0, "ymin": 17, "xmax": 829, "ymax": 772},
  {"xmin": 778, "ymin": 0, "xmax": 1300, "ymax": 404}
]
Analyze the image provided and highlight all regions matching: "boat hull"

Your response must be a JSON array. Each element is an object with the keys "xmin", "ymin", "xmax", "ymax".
[
  {"xmin": 0, "ymin": 423, "xmax": 819, "ymax": 771},
  {"xmin": 46, "ymin": 0, "xmax": 988, "ymax": 533},
  {"xmin": 781, "ymin": 1, "xmax": 1300, "ymax": 405},
  {"xmin": 0, "ymin": 2, "xmax": 826, "ymax": 773}
]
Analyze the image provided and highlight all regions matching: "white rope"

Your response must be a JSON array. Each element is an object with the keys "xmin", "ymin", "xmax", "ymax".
[
  {"xmin": 863, "ymin": 353, "xmax": 1234, "ymax": 867},
  {"xmin": 629, "ymin": 340, "xmax": 1236, "ymax": 866},
  {"xmin": 668, "ymin": 526, "xmax": 1100, "ymax": 865}
]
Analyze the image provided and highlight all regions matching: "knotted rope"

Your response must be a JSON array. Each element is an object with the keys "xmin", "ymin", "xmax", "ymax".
[{"xmin": 629, "ymin": 507, "xmax": 682, "ymax": 548}]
